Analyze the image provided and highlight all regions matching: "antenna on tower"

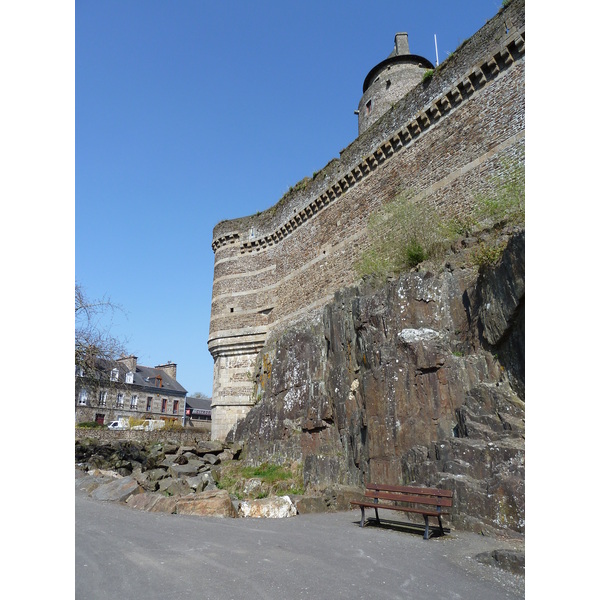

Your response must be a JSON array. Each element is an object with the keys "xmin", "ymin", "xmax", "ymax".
[{"xmin": 434, "ymin": 34, "xmax": 439, "ymax": 67}]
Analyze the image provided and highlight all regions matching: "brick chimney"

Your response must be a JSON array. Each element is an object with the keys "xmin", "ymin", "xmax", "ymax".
[
  {"xmin": 155, "ymin": 361, "xmax": 177, "ymax": 380},
  {"xmin": 117, "ymin": 355, "xmax": 138, "ymax": 373}
]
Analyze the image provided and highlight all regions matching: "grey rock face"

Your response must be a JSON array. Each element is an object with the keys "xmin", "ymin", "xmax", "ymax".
[
  {"xmin": 89, "ymin": 476, "xmax": 143, "ymax": 503},
  {"xmin": 168, "ymin": 463, "xmax": 202, "ymax": 479},
  {"xmin": 159, "ymin": 477, "xmax": 192, "ymax": 497},
  {"xmin": 475, "ymin": 548, "xmax": 525, "ymax": 576},
  {"xmin": 186, "ymin": 471, "xmax": 216, "ymax": 492}
]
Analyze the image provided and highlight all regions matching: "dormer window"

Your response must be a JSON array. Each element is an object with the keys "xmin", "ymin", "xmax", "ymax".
[
  {"xmin": 110, "ymin": 368, "xmax": 119, "ymax": 382},
  {"xmin": 156, "ymin": 375, "xmax": 163, "ymax": 388},
  {"xmin": 126, "ymin": 371, "xmax": 134, "ymax": 384}
]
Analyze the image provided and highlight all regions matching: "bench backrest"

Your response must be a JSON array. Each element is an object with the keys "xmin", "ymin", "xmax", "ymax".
[{"xmin": 365, "ymin": 483, "xmax": 453, "ymax": 508}]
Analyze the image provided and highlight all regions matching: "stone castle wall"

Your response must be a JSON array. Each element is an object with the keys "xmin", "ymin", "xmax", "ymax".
[{"xmin": 208, "ymin": 0, "xmax": 525, "ymax": 440}]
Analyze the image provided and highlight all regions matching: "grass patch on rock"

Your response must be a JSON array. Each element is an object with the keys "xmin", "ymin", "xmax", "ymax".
[{"xmin": 216, "ymin": 460, "xmax": 304, "ymax": 500}]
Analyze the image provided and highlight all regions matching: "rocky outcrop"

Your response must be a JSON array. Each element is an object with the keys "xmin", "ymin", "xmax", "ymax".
[{"xmin": 231, "ymin": 228, "xmax": 525, "ymax": 536}]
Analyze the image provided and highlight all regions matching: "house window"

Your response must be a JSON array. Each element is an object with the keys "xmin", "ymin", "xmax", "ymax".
[
  {"xmin": 130, "ymin": 395, "xmax": 138, "ymax": 409},
  {"xmin": 78, "ymin": 389, "xmax": 88, "ymax": 406},
  {"xmin": 126, "ymin": 371, "xmax": 134, "ymax": 384},
  {"xmin": 110, "ymin": 368, "xmax": 119, "ymax": 382},
  {"xmin": 146, "ymin": 396, "xmax": 153, "ymax": 412},
  {"xmin": 161, "ymin": 398, "xmax": 167, "ymax": 413},
  {"xmin": 173, "ymin": 400, "xmax": 179, "ymax": 415},
  {"xmin": 98, "ymin": 391, "xmax": 107, "ymax": 406},
  {"xmin": 156, "ymin": 375, "xmax": 163, "ymax": 388},
  {"xmin": 116, "ymin": 393, "xmax": 124, "ymax": 408}
]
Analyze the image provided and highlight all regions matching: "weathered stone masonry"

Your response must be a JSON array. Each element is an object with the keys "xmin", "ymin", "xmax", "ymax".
[{"xmin": 208, "ymin": 1, "xmax": 525, "ymax": 441}]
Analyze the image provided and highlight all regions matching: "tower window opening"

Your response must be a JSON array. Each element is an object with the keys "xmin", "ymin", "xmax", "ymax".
[{"xmin": 366, "ymin": 100, "xmax": 372, "ymax": 115}]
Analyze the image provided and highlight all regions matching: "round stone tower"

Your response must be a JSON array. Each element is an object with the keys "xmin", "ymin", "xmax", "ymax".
[{"xmin": 357, "ymin": 33, "xmax": 434, "ymax": 135}]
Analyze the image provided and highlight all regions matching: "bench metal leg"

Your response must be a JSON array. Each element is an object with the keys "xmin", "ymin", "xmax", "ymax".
[
  {"xmin": 359, "ymin": 506, "xmax": 365, "ymax": 528},
  {"xmin": 423, "ymin": 514, "xmax": 445, "ymax": 539},
  {"xmin": 423, "ymin": 515, "xmax": 430, "ymax": 540},
  {"xmin": 374, "ymin": 507, "xmax": 380, "ymax": 524}
]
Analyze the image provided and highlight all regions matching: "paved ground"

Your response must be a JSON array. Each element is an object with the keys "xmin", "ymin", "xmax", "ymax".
[{"xmin": 76, "ymin": 482, "xmax": 524, "ymax": 600}]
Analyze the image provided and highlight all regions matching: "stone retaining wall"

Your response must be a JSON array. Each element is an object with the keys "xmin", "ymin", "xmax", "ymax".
[{"xmin": 75, "ymin": 424, "xmax": 211, "ymax": 446}]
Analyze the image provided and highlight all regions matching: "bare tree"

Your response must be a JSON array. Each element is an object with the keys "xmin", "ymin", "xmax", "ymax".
[{"xmin": 75, "ymin": 283, "xmax": 128, "ymax": 391}]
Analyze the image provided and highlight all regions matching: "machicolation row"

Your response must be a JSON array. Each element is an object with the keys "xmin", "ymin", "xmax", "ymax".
[{"xmin": 211, "ymin": 30, "xmax": 524, "ymax": 255}]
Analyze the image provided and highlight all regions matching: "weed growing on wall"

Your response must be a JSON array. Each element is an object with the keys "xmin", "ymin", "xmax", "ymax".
[
  {"xmin": 354, "ymin": 191, "xmax": 451, "ymax": 279},
  {"xmin": 355, "ymin": 159, "xmax": 524, "ymax": 279},
  {"xmin": 472, "ymin": 240, "xmax": 508, "ymax": 268},
  {"xmin": 473, "ymin": 160, "xmax": 524, "ymax": 228},
  {"xmin": 422, "ymin": 69, "xmax": 435, "ymax": 82}
]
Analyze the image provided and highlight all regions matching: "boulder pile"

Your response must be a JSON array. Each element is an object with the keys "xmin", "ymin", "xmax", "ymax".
[{"xmin": 75, "ymin": 437, "xmax": 358, "ymax": 518}]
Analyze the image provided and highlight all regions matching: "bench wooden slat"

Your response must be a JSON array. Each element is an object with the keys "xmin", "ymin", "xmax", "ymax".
[
  {"xmin": 366, "ymin": 483, "xmax": 453, "ymax": 498},
  {"xmin": 350, "ymin": 501, "xmax": 450, "ymax": 516},
  {"xmin": 365, "ymin": 489, "xmax": 453, "ymax": 507}
]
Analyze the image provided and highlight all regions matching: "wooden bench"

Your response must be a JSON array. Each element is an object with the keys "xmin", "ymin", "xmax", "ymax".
[{"xmin": 350, "ymin": 483, "xmax": 453, "ymax": 539}]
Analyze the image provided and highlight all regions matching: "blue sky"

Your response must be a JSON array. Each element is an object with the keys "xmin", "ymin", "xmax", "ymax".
[{"xmin": 75, "ymin": 0, "xmax": 509, "ymax": 397}]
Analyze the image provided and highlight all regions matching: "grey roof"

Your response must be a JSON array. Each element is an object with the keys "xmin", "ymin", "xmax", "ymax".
[
  {"xmin": 93, "ymin": 358, "xmax": 187, "ymax": 395},
  {"xmin": 185, "ymin": 396, "xmax": 212, "ymax": 412},
  {"xmin": 133, "ymin": 364, "xmax": 188, "ymax": 395}
]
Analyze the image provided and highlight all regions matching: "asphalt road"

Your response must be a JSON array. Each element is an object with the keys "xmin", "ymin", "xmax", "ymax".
[{"xmin": 76, "ymin": 483, "xmax": 524, "ymax": 600}]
